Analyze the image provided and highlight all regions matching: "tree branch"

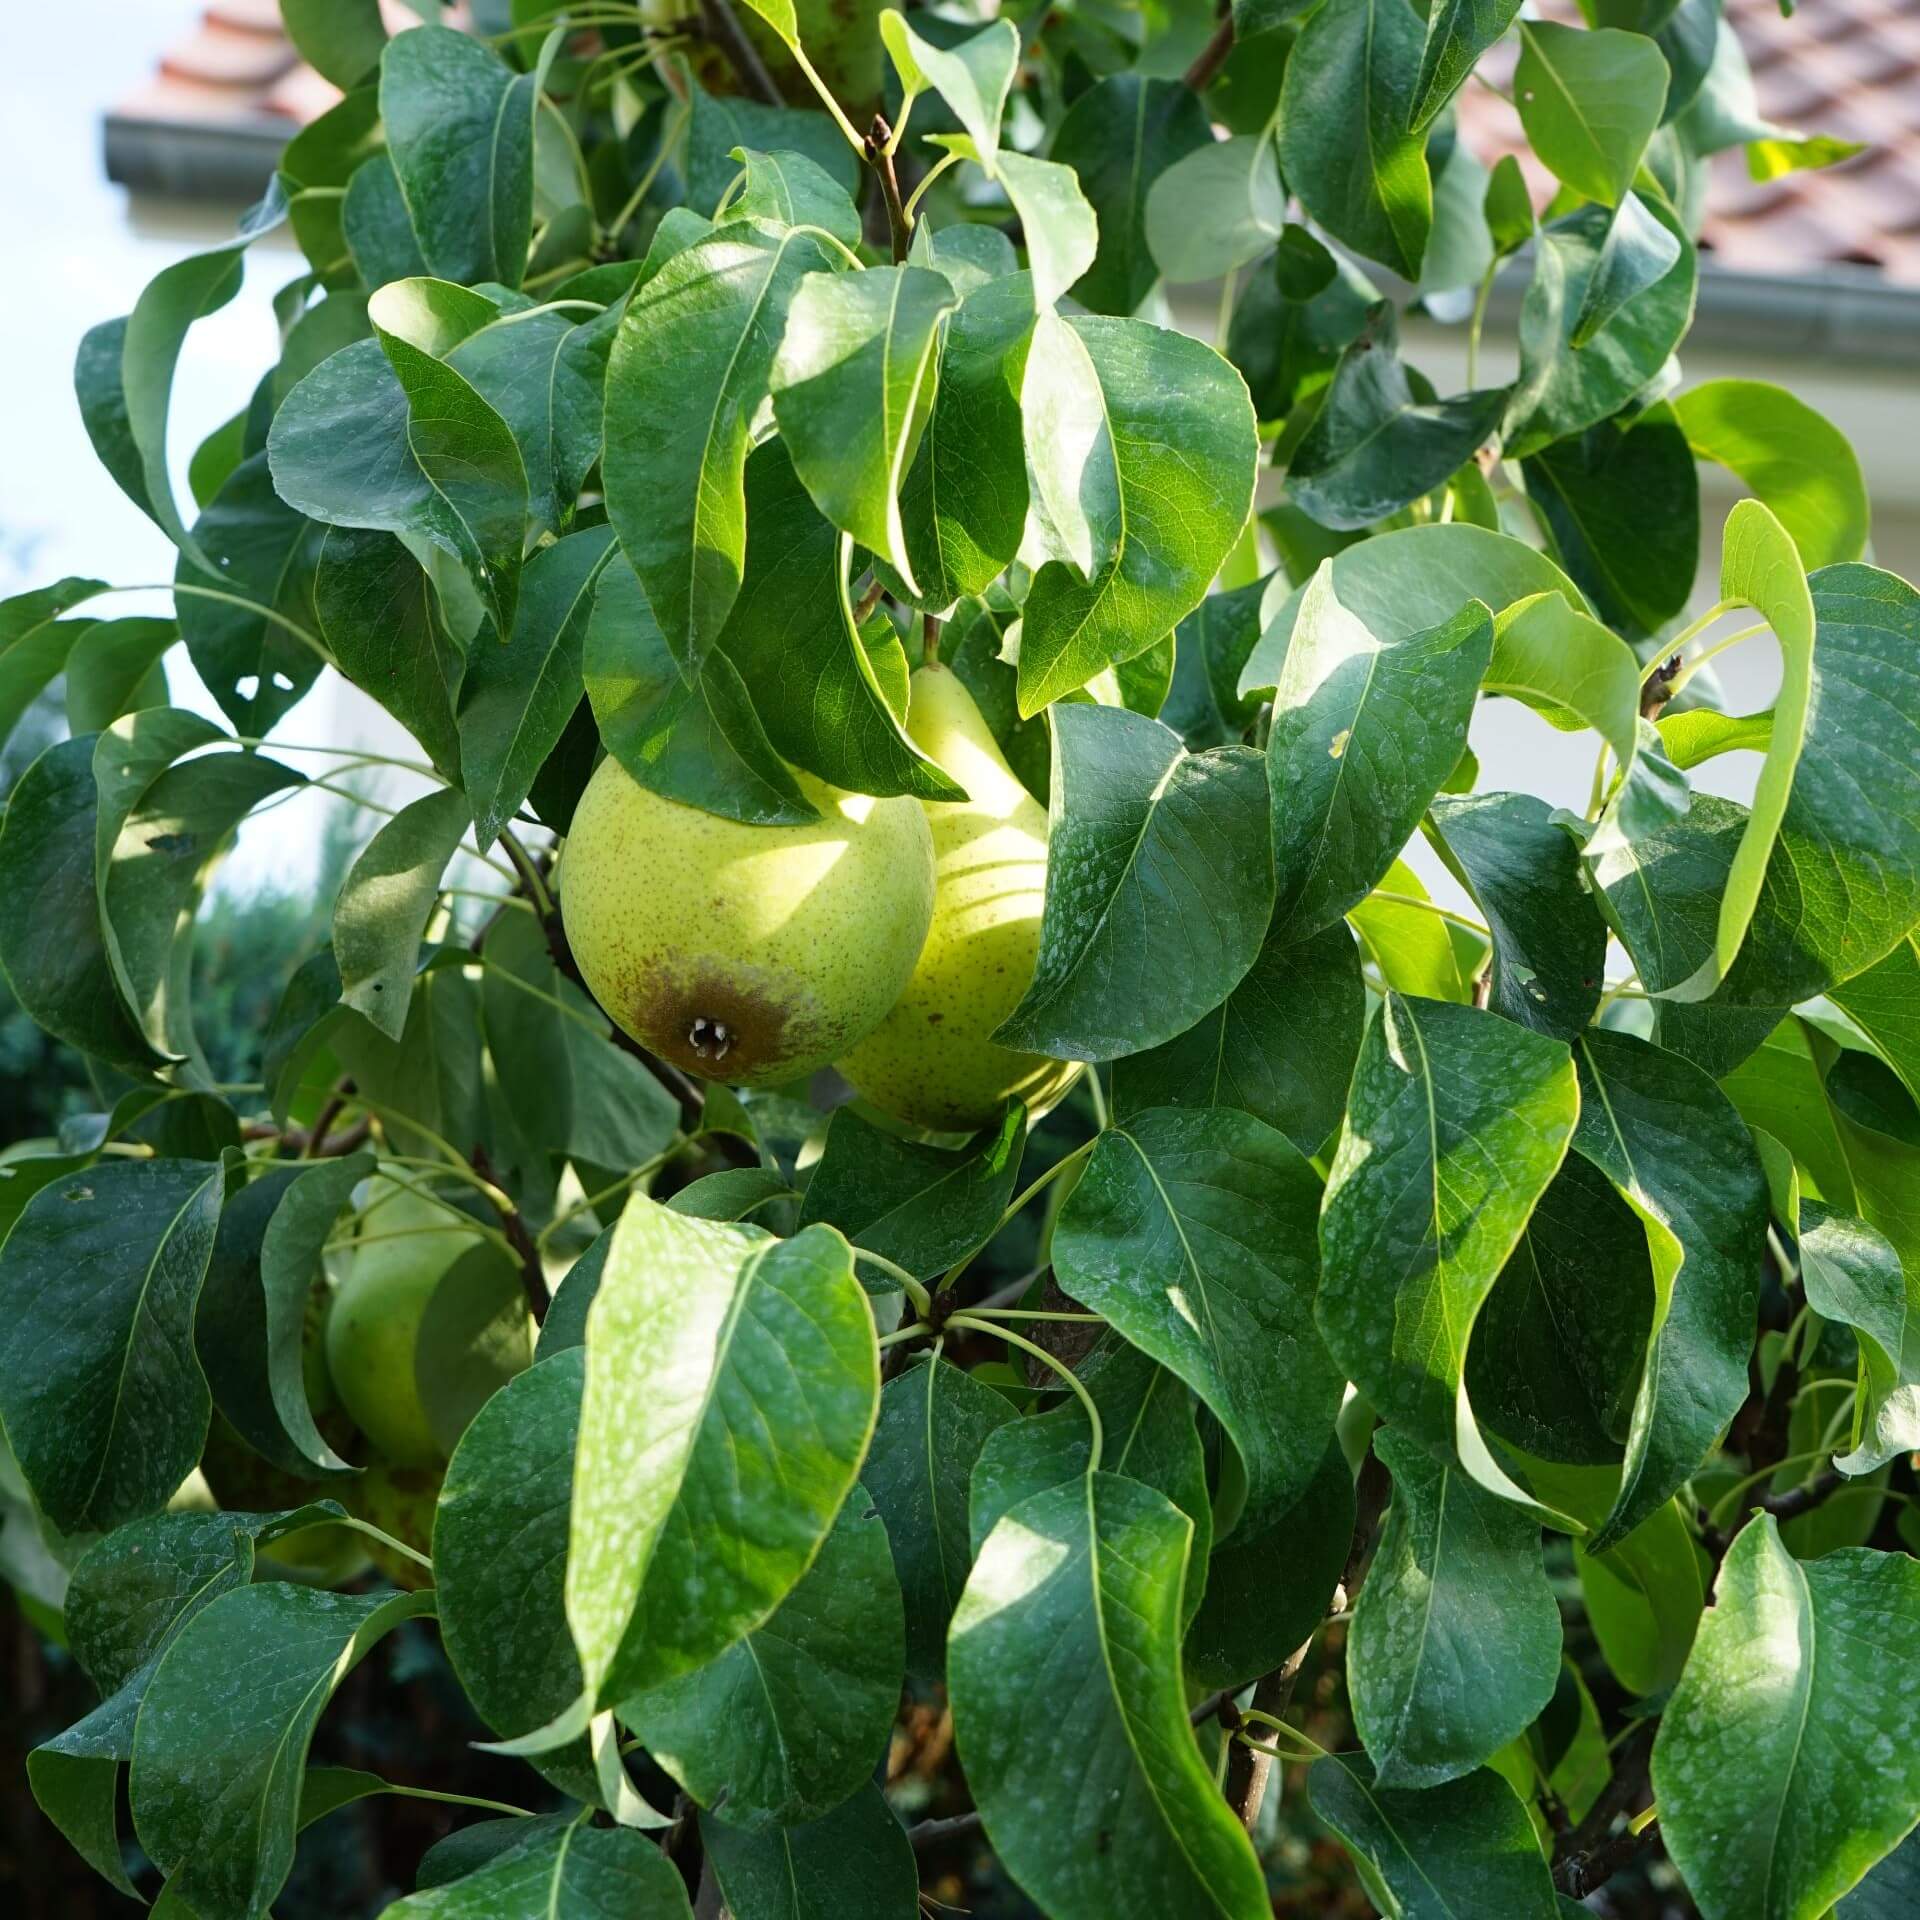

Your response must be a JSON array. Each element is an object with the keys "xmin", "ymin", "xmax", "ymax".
[
  {"xmin": 908, "ymin": 1808, "xmax": 984, "ymax": 1849},
  {"xmin": 1182, "ymin": 8, "xmax": 1236, "ymax": 93},
  {"xmin": 1552, "ymin": 1723, "xmax": 1653, "ymax": 1893},
  {"xmin": 865, "ymin": 114, "xmax": 912, "ymax": 262},
  {"xmin": 699, "ymin": 0, "xmax": 783, "ymax": 107}
]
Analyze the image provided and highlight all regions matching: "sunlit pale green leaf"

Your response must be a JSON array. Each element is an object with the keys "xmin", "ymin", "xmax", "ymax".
[{"xmin": 1515, "ymin": 22, "xmax": 1669, "ymax": 208}]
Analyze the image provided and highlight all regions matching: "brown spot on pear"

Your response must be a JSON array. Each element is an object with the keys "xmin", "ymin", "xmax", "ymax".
[
  {"xmin": 559, "ymin": 756, "xmax": 935, "ymax": 1087},
  {"xmin": 837, "ymin": 664, "xmax": 1080, "ymax": 1131}
]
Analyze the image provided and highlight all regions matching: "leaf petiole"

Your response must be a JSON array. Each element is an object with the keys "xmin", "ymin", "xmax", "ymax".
[{"xmin": 949, "ymin": 1313, "xmax": 1103, "ymax": 1474}]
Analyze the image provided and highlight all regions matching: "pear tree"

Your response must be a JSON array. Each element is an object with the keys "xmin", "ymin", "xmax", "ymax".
[{"xmin": 5, "ymin": 3, "xmax": 1920, "ymax": 1916}]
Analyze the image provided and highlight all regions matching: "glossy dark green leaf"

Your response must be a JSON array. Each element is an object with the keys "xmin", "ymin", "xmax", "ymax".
[
  {"xmin": 567, "ymin": 1204, "xmax": 877, "ymax": 1709},
  {"xmin": 380, "ymin": 25, "xmax": 535, "ymax": 288},
  {"xmin": 602, "ymin": 223, "xmax": 836, "ymax": 678},
  {"xmin": 1267, "ymin": 565, "xmax": 1491, "ymax": 940},
  {"xmin": 710, "ymin": 441, "xmax": 957, "ymax": 803},
  {"xmin": 1570, "ymin": 1027, "xmax": 1768, "ymax": 1550},
  {"xmin": 0, "ymin": 1155, "xmax": 222, "ymax": 1534},
  {"xmin": 1467, "ymin": 1152, "xmax": 1652, "ymax": 1467},
  {"xmin": 1160, "ymin": 574, "xmax": 1265, "ymax": 750},
  {"xmin": 1843, "ymin": 1827, "xmax": 1920, "ymax": 1917},
  {"xmin": 1014, "ymin": 316, "xmax": 1258, "ymax": 717},
  {"xmin": 342, "ymin": 153, "xmax": 428, "ymax": 290},
  {"xmin": 333, "ymin": 785, "xmax": 472, "ymax": 1041},
  {"xmin": 129, "ymin": 1576, "xmax": 431, "ymax": 1914},
  {"xmin": 994, "ymin": 704, "xmax": 1271, "ymax": 1061},
  {"xmin": 0, "ymin": 576, "xmax": 108, "ymax": 754},
  {"xmin": 1832, "ymin": 935, "xmax": 1920, "ymax": 1109},
  {"xmin": 1427, "ymin": 791, "xmax": 1606, "ymax": 1040},
  {"xmin": 770, "ymin": 264, "xmax": 958, "ymax": 596},
  {"xmin": 1185, "ymin": 1439, "xmax": 1354, "ymax": 1691},
  {"xmin": 1589, "ymin": 790, "xmax": 1744, "ymax": 996},
  {"xmin": 74, "ymin": 184, "xmax": 286, "ymax": 572},
  {"xmin": 1413, "ymin": 1, "xmax": 1526, "ymax": 129},
  {"xmin": 313, "ymin": 526, "xmax": 463, "ymax": 779},
  {"xmin": 281, "ymin": 0, "xmax": 385, "ymax": 88},
  {"xmin": 584, "ymin": 553, "xmax": 816, "ymax": 828},
  {"xmin": 798, "ymin": 1101, "xmax": 1024, "ymax": 1280},
  {"xmin": 1308, "ymin": 1755, "xmax": 1561, "ymax": 1918},
  {"xmin": 684, "ymin": 79, "xmax": 861, "ymax": 217},
  {"xmin": 1278, "ymin": 0, "xmax": 1431, "ymax": 279},
  {"xmin": 729, "ymin": 145, "xmax": 863, "ymax": 247},
  {"xmin": 1319, "ymin": 996, "xmax": 1579, "ymax": 1522},
  {"xmin": 1504, "ymin": 194, "xmax": 1696, "ymax": 458},
  {"xmin": 62, "ymin": 617, "xmax": 172, "ymax": 734},
  {"xmin": 700, "ymin": 1783, "xmax": 917, "ymax": 1920},
  {"xmin": 1515, "ymin": 22, "xmax": 1669, "ymax": 207},
  {"xmin": 387, "ymin": 1811, "xmax": 692, "ymax": 1916},
  {"xmin": 1653, "ymin": 1519, "xmax": 1920, "ymax": 1920},
  {"xmin": 1227, "ymin": 228, "xmax": 1376, "ymax": 425},
  {"xmin": 950, "ymin": 1474, "xmax": 1268, "ymax": 1920},
  {"xmin": 194, "ymin": 1152, "xmax": 370, "ymax": 1478},
  {"xmin": 1111, "ymin": 918, "xmax": 1364, "ymax": 1158},
  {"xmin": 622, "ymin": 1488, "xmax": 902, "ymax": 1828},
  {"xmin": 1054, "ymin": 1106, "xmax": 1340, "ymax": 1527},
  {"xmin": 458, "ymin": 526, "xmax": 614, "ymax": 845},
  {"xmin": 1798, "ymin": 1203, "xmax": 1920, "ymax": 1477},
  {"xmin": 862, "ymin": 1353, "xmax": 1016, "ymax": 1680},
  {"xmin": 969, "ymin": 1340, "xmax": 1212, "ymax": 1628},
  {"xmin": 1048, "ymin": 76, "xmax": 1210, "ymax": 314},
  {"xmin": 1570, "ymin": 191, "xmax": 1684, "ymax": 348},
  {"xmin": 268, "ymin": 335, "xmax": 528, "ymax": 640},
  {"xmin": 1287, "ymin": 306, "xmax": 1507, "ymax": 532},
  {"xmin": 1349, "ymin": 1426, "xmax": 1561, "ymax": 1789},
  {"xmin": 1523, "ymin": 401, "xmax": 1698, "ymax": 637}
]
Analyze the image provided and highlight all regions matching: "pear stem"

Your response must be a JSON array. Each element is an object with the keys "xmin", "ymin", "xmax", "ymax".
[{"xmin": 922, "ymin": 612, "xmax": 942, "ymax": 668}]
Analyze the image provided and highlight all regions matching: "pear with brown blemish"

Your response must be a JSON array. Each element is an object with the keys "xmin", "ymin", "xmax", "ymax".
[
  {"xmin": 837, "ymin": 664, "xmax": 1080, "ymax": 1132},
  {"xmin": 559, "ymin": 757, "xmax": 936, "ymax": 1088}
]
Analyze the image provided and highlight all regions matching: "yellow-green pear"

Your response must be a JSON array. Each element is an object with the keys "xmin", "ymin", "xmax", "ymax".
[
  {"xmin": 325, "ymin": 1177, "xmax": 491, "ymax": 1469},
  {"xmin": 560, "ymin": 757, "xmax": 936, "ymax": 1087},
  {"xmin": 346, "ymin": 1456, "xmax": 440, "ymax": 1592},
  {"xmin": 837, "ymin": 665, "xmax": 1079, "ymax": 1131}
]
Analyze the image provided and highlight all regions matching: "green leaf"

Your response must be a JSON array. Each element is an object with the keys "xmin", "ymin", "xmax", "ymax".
[
  {"xmin": 1278, "ymin": 0, "xmax": 1431, "ymax": 279},
  {"xmin": 74, "ymin": 184, "xmax": 286, "ymax": 572},
  {"xmin": 1267, "ymin": 566, "xmax": 1492, "ymax": 938},
  {"xmin": 1144, "ymin": 134, "xmax": 1286, "ymax": 286},
  {"xmin": 585, "ymin": 552, "xmax": 817, "ymax": 828},
  {"xmin": 567, "ymin": 1203, "xmax": 877, "ymax": 1709},
  {"xmin": 1318, "ymin": 996, "xmax": 1580, "ymax": 1522},
  {"xmin": 343, "ymin": 153, "xmax": 429, "ymax": 289},
  {"xmin": 333, "ymin": 786, "xmax": 472, "ymax": 1042},
  {"xmin": 313, "ymin": 527, "xmax": 463, "ymax": 780},
  {"xmin": 173, "ymin": 451, "xmax": 326, "ymax": 735},
  {"xmin": 1653, "ymin": 1518, "xmax": 1920, "ymax": 1920},
  {"xmin": 1286, "ymin": 306, "xmax": 1507, "ymax": 532},
  {"xmin": 63, "ymin": 618, "xmax": 173, "ymax": 735},
  {"xmin": 603, "ymin": 223, "xmax": 836, "ymax": 678},
  {"xmin": 380, "ymin": 25, "xmax": 536, "ymax": 288},
  {"xmin": 458, "ymin": 526, "xmax": 614, "ymax": 845},
  {"xmin": 1523, "ymin": 402, "xmax": 1699, "ymax": 637},
  {"xmin": 1570, "ymin": 1027, "xmax": 1769, "ymax": 1550},
  {"xmin": 880, "ymin": 13, "xmax": 1020, "ymax": 173},
  {"xmin": 1111, "ymin": 918, "xmax": 1364, "ymax": 1158},
  {"xmin": 1569, "ymin": 1485, "xmax": 1704, "ymax": 1696},
  {"xmin": 770, "ymin": 264, "xmax": 959, "ymax": 596},
  {"xmin": 1427, "ymin": 791, "xmax": 1607, "ymax": 1040},
  {"xmin": 1569, "ymin": 191, "xmax": 1684, "ymax": 348},
  {"xmin": 798, "ymin": 1101, "xmax": 1024, "ymax": 1280},
  {"xmin": 1843, "ymin": 1828, "xmax": 1920, "ymax": 1917},
  {"xmin": 700, "ymin": 1783, "xmax": 917, "ymax": 1920},
  {"xmin": 994, "ymin": 704, "xmax": 1273, "ymax": 1061},
  {"xmin": 267, "ymin": 335, "xmax": 529, "ymax": 641},
  {"xmin": 1160, "ymin": 573, "xmax": 1265, "ymax": 750},
  {"xmin": 1184, "ymin": 1439, "xmax": 1353, "ymax": 1690},
  {"xmin": 129, "ymin": 1577, "xmax": 430, "ymax": 1914},
  {"xmin": 1503, "ymin": 193, "xmax": 1696, "ymax": 458},
  {"xmin": 1049, "ymin": 76, "xmax": 1211, "ymax": 315},
  {"xmin": 621, "ymin": 1488, "xmax": 902, "ymax": 1827},
  {"xmin": 1798, "ymin": 1203, "xmax": 1920, "ymax": 1477},
  {"xmin": 685, "ymin": 79, "xmax": 861, "ymax": 219},
  {"xmin": 1349, "ymin": 1426, "xmax": 1562, "ymax": 1788},
  {"xmin": 0, "ymin": 1155, "xmax": 223, "ymax": 1533},
  {"xmin": 1054, "ymin": 1106, "xmax": 1341, "ymax": 1527},
  {"xmin": 1515, "ymin": 22, "xmax": 1670, "ymax": 207},
  {"xmin": 386, "ymin": 1812, "xmax": 694, "ymax": 1916},
  {"xmin": 1833, "ymin": 935, "xmax": 1920, "ymax": 1108},
  {"xmin": 950, "ymin": 1474, "xmax": 1268, "ymax": 1920},
  {"xmin": 1672, "ymin": 379, "xmax": 1868, "ymax": 570},
  {"xmin": 281, "ymin": 0, "xmax": 386, "ymax": 88},
  {"xmin": 0, "ymin": 577, "xmax": 109, "ymax": 755},
  {"xmin": 1014, "ymin": 315, "xmax": 1258, "ymax": 717},
  {"xmin": 1413, "ymin": 2, "xmax": 1526, "ymax": 130},
  {"xmin": 861, "ymin": 1353, "xmax": 1016, "ymax": 1680},
  {"xmin": 1308, "ymin": 1755, "xmax": 1562, "ymax": 1918},
  {"xmin": 882, "ymin": 270, "xmax": 1035, "ymax": 613},
  {"xmin": 925, "ymin": 140, "xmax": 1098, "ymax": 313},
  {"xmin": 194, "ymin": 1153, "xmax": 370, "ymax": 1478}
]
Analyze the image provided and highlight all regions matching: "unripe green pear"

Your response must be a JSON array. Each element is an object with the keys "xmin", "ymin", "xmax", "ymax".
[
  {"xmin": 560, "ymin": 757, "xmax": 936, "ymax": 1087},
  {"xmin": 837, "ymin": 665, "xmax": 1080, "ymax": 1132},
  {"xmin": 199, "ymin": 1413, "xmax": 370, "ymax": 1586},
  {"xmin": 347, "ymin": 1456, "xmax": 441, "ymax": 1593},
  {"xmin": 325, "ymin": 1178, "xmax": 491, "ymax": 1469}
]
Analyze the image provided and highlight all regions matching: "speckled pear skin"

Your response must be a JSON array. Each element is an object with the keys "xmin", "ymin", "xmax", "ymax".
[
  {"xmin": 559, "ymin": 756, "xmax": 937, "ymax": 1088},
  {"xmin": 837, "ymin": 664, "xmax": 1081, "ymax": 1132}
]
